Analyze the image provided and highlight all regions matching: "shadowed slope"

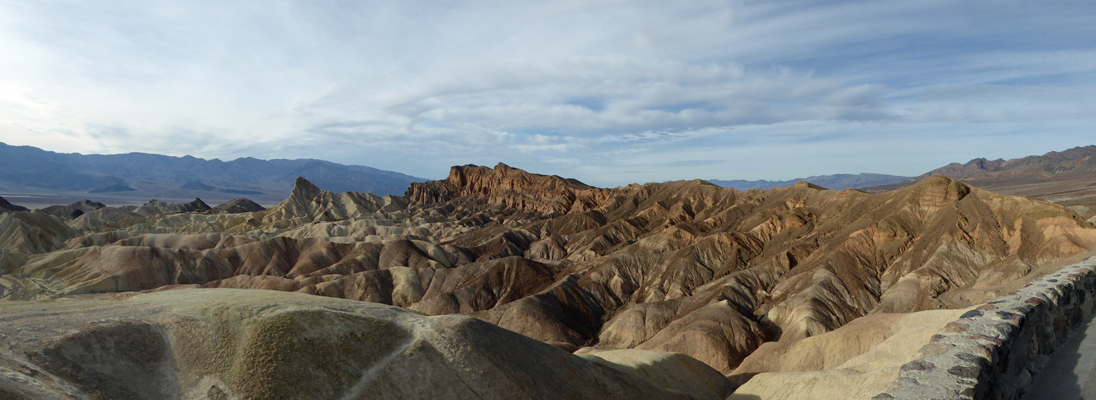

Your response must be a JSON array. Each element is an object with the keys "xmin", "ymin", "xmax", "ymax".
[{"xmin": 0, "ymin": 289, "xmax": 730, "ymax": 400}]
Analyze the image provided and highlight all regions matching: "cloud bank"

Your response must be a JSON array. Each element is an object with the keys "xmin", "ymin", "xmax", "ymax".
[{"xmin": 1, "ymin": 0, "xmax": 1094, "ymax": 186}]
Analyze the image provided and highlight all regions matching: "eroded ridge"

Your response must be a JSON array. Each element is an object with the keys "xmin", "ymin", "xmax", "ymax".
[{"xmin": 4, "ymin": 164, "xmax": 1096, "ymax": 398}]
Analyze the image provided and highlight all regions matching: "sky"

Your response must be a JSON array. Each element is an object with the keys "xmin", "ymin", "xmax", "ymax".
[{"xmin": 1, "ymin": 0, "xmax": 1095, "ymax": 187}]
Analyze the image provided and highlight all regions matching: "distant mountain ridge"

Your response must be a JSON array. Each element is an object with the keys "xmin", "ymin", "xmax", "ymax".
[
  {"xmin": 909, "ymin": 145, "xmax": 1096, "ymax": 182},
  {"xmin": 0, "ymin": 142, "xmax": 427, "ymax": 206},
  {"xmin": 707, "ymin": 173, "xmax": 910, "ymax": 191},
  {"xmin": 864, "ymin": 145, "xmax": 1096, "ymax": 193}
]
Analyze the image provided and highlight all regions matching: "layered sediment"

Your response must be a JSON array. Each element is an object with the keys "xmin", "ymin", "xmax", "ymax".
[{"xmin": 2, "ymin": 163, "xmax": 1095, "ymax": 398}]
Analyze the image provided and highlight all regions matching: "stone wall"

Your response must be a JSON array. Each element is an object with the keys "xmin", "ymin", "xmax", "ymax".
[{"xmin": 875, "ymin": 257, "xmax": 1096, "ymax": 400}]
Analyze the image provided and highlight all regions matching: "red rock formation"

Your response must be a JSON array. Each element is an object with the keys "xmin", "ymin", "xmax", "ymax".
[{"xmin": 407, "ymin": 163, "xmax": 612, "ymax": 216}]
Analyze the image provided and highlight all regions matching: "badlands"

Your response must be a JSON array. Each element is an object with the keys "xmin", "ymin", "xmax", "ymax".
[{"xmin": 2, "ymin": 163, "xmax": 1096, "ymax": 399}]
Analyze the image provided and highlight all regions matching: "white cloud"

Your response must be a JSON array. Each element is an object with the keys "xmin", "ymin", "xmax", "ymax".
[{"xmin": 0, "ymin": 0, "xmax": 1093, "ymax": 185}]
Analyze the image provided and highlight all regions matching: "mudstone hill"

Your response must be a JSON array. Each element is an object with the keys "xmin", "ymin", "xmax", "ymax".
[{"xmin": 1, "ymin": 163, "xmax": 1094, "ymax": 400}]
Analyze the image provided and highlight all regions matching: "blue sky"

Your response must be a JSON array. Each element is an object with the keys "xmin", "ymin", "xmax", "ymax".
[{"xmin": 1, "ymin": 0, "xmax": 1094, "ymax": 187}]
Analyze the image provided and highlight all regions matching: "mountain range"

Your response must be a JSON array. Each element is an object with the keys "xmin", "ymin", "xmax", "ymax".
[
  {"xmin": 708, "ymin": 144, "xmax": 1096, "ymax": 192},
  {"xmin": 908, "ymin": 145, "xmax": 1096, "ymax": 180},
  {"xmin": 704, "ymin": 145, "xmax": 1096, "ymax": 222},
  {"xmin": 5, "ymin": 141, "xmax": 1094, "ymax": 218},
  {"xmin": 707, "ymin": 173, "xmax": 909, "ymax": 191},
  {"xmin": 0, "ymin": 142, "xmax": 426, "ymax": 207}
]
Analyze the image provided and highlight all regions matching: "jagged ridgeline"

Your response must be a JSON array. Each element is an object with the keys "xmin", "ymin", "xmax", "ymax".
[{"xmin": 2, "ymin": 163, "xmax": 1095, "ymax": 399}]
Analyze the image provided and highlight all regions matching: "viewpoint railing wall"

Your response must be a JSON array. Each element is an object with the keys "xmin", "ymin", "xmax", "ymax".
[{"xmin": 874, "ymin": 257, "xmax": 1096, "ymax": 400}]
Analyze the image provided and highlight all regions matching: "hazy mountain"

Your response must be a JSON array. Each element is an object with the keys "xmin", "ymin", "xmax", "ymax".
[
  {"xmin": 707, "ymin": 173, "xmax": 909, "ymax": 191},
  {"xmin": 0, "ymin": 142, "xmax": 427, "ymax": 207},
  {"xmin": 898, "ymin": 145, "xmax": 1096, "ymax": 183}
]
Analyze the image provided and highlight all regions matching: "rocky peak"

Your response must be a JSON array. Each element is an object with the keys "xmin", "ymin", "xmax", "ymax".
[
  {"xmin": 407, "ymin": 164, "xmax": 610, "ymax": 216},
  {"xmin": 292, "ymin": 176, "xmax": 323, "ymax": 199},
  {"xmin": 275, "ymin": 177, "xmax": 333, "ymax": 218},
  {"xmin": 131, "ymin": 198, "xmax": 211, "ymax": 217},
  {"xmin": 212, "ymin": 198, "xmax": 267, "ymax": 214},
  {"xmin": 915, "ymin": 174, "xmax": 970, "ymax": 199},
  {"xmin": 39, "ymin": 200, "xmax": 106, "ymax": 219},
  {"xmin": 184, "ymin": 198, "xmax": 211, "ymax": 212},
  {"xmin": 264, "ymin": 176, "xmax": 406, "ymax": 222},
  {"xmin": 792, "ymin": 181, "xmax": 827, "ymax": 190},
  {"xmin": 894, "ymin": 174, "xmax": 972, "ymax": 213}
]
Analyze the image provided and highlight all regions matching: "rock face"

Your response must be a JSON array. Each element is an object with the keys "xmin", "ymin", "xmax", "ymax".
[
  {"xmin": 0, "ymin": 288, "xmax": 728, "ymax": 400},
  {"xmin": 406, "ymin": 163, "xmax": 611, "ymax": 216},
  {"xmin": 2, "ymin": 164, "xmax": 1095, "ymax": 394}
]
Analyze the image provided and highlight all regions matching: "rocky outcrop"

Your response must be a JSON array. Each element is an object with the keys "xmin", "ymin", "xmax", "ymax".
[
  {"xmin": 211, "ymin": 198, "xmax": 266, "ymax": 214},
  {"xmin": 407, "ymin": 163, "xmax": 612, "ymax": 216},
  {"xmin": 39, "ymin": 199, "xmax": 106, "ymax": 219},
  {"xmin": 262, "ymin": 177, "xmax": 408, "ymax": 224},
  {"xmin": 0, "ymin": 288, "xmax": 729, "ymax": 400},
  {"xmin": 129, "ymin": 198, "xmax": 212, "ymax": 216}
]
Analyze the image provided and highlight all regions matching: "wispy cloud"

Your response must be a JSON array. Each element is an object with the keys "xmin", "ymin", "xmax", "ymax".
[{"xmin": 0, "ymin": 0, "xmax": 1094, "ymax": 186}]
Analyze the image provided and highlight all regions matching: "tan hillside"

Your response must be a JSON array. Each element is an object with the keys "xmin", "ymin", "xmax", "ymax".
[
  {"xmin": 868, "ymin": 145, "xmax": 1096, "ymax": 221},
  {"xmin": 0, "ymin": 289, "xmax": 730, "ymax": 400},
  {"xmin": 2, "ymin": 163, "xmax": 1095, "ymax": 398}
]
